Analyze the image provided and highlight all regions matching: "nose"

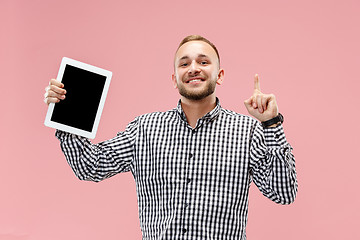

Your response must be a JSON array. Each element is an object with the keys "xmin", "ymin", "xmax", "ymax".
[{"xmin": 188, "ymin": 60, "xmax": 200, "ymax": 76}]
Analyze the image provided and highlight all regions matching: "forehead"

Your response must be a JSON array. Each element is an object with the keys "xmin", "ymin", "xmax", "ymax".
[{"xmin": 175, "ymin": 41, "xmax": 218, "ymax": 62}]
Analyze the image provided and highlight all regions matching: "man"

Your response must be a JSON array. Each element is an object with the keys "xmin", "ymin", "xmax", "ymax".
[{"xmin": 44, "ymin": 35, "xmax": 297, "ymax": 240}]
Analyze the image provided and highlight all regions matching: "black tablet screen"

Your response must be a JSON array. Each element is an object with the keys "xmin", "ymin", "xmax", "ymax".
[{"xmin": 51, "ymin": 65, "xmax": 106, "ymax": 132}]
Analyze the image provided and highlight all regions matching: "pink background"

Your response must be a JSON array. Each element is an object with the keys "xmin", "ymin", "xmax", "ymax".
[{"xmin": 1, "ymin": 0, "xmax": 359, "ymax": 239}]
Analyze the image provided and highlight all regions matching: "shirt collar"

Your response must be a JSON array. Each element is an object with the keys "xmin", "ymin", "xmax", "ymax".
[{"xmin": 176, "ymin": 97, "xmax": 221, "ymax": 124}]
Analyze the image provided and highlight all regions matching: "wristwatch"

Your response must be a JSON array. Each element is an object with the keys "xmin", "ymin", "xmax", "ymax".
[{"xmin": 261, "ymin": 113, "xmax": 284, "ymax": 128}]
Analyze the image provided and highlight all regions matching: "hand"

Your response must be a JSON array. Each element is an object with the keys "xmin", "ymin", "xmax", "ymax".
[
  {"xmin": 44, "ymin": 79, "xmax": 66, "ymax": 105},
  {"xmin": 244, "ymin": 74, "xmax": 278, "ymax": 122}
]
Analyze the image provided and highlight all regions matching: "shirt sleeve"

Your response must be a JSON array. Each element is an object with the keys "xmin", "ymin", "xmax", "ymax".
[
  {"xmin": 55, "ymin": 118, "xmax": 139, "ymax": 182},
  {"xmin": 249, "ymin": 122, "xmax": 298, "ymax": 204}
]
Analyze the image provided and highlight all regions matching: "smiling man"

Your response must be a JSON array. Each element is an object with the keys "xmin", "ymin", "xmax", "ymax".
[{"xmin": 44, "ymin": 35, "xmax": 297, "ymax": 240}]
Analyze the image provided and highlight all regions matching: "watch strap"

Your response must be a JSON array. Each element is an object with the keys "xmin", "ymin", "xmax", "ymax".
[{"xmin": 261, "ymin": 113, "xmax": 284, "ymax": 128}]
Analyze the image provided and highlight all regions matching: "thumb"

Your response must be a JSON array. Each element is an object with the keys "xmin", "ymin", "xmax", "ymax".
[{"xmin": 244, "ymin": 97, "xmax": 252, "ymax": 109}]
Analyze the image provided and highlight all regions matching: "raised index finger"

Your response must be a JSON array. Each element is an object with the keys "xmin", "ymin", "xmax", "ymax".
[{"xmin": 254, "ymin": 74, "xmax": 261, "ymax": 91}]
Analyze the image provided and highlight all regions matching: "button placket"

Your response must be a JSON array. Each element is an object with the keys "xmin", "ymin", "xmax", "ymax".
[{"xmin": 181, "ymin": 128, "xmax": 195, "ymax": 235}]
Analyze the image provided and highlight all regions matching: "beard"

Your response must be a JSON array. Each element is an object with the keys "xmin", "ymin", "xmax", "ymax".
[{"xmin": 177, "ymin": 79, "xmax": 216, "ymax": 100}]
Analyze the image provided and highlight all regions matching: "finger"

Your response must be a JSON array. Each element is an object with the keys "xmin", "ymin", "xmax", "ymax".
[
  {"xmin": 261, "ymin": 95, "xmax": 269, "ymax": 112},
  {"xmin": 49, "ymin": 84, "xmax": 66, "ymax": 95},
  {"xmin": 249, "ymin": 96, "xmax": 257, "ymax": 109},
  {"xmin": 256, "ymin": 95, "xmax": 263, "ymax": 113},
  {"xmin": 254, "ymin": 74, "xmax": 261, "ymax": 91},
  {"xmin": 50, "ymin": 78, "xmax": 64, "ymax": 88},
  {"xmin": 44, "ymin": 97, "xmax": 60, "ymax": 105},
  {"xmin": 47, "ymin": 90, "xmax": 66, "ymax": 100}
]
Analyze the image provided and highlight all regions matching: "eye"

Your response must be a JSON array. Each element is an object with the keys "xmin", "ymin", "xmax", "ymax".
[{"xmin": 199, "ymin": 61, "xmax": 209, "ymax": 66}]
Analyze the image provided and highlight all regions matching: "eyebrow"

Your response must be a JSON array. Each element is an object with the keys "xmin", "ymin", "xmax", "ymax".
[{"xmin": 179, "ymin": 54, "xmax": 210, "ymax": 61}]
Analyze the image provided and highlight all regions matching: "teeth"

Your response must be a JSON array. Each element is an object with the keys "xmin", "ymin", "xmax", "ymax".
[{"xmin": 189, "ymin": 79, "xmax": 201, "ymax": 83}]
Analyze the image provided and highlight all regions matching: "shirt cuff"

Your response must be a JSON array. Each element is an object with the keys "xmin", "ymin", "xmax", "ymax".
[
  {"xmin": 55, "ymin": 129, "xmax": 87, "ymax": 142},
  {"xmin": 263, "ymin": 124, "xmax": 288, "ymax": 147}
]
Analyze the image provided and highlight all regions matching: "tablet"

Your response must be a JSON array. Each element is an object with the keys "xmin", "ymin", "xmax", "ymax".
[{"xmin": 44, "ymin": 57, "xmax": 112, "ymax": 139}]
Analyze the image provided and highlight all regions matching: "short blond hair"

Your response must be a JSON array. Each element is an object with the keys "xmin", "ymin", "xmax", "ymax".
[{"xmin": 176, "ymin": 35, "xmax": 220, "ymax": 65}]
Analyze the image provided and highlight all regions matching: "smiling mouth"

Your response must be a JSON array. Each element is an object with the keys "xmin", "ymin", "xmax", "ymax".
[{"xmin": 186, "ymin": 77, "xmax": 205, "ymax": 83}]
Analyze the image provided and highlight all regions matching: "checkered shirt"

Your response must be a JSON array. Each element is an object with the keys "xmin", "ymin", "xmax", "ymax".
[{"xmin": 56, "ymin": 98, "xmax": 297, "ymax": 240}]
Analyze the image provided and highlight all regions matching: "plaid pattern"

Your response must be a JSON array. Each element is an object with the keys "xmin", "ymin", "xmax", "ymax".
[{"xmin": 56, "ymin": 98, "xmax": 297, "ymax": 240}]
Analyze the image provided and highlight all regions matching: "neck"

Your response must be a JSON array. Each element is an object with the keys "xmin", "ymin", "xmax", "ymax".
[{"xmin": 180, "ymin": 94, "xmax": 217, "ymax": 128}]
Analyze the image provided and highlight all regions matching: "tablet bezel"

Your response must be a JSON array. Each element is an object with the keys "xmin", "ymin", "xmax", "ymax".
[{"xmin": 44, "ymin": 57, "xmax": 112, "ymax": 139}]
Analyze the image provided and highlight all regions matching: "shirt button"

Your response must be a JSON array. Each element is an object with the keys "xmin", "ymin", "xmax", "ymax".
[
  {"xmin": 182, "ymin": 228, "xmax": 187, "ymax": 234},
  {"xmin": 185, "ymin": 203, "xmax": 189, "ymax": 207},
  {"xmin": 187, "ymin": 178, "xmax": 191, "ymax": 183},
  {"xmin": 189, "ymin": 153, "xmax": 193, "ymax": 158}
]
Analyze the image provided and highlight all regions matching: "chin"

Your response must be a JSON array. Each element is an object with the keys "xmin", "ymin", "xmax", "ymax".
[{"xmin": 179, "ymin": 90, "xmax": 215, "ymax": 101}]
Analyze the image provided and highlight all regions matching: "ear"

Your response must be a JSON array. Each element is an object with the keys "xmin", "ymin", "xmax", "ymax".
[
  {"xmin": 216, "ymin": 69, "xmax": 225, "ymax": 85},
  {"xmin": 172, "ymin": 73, "xmax": 178, "ymax": 89}
]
